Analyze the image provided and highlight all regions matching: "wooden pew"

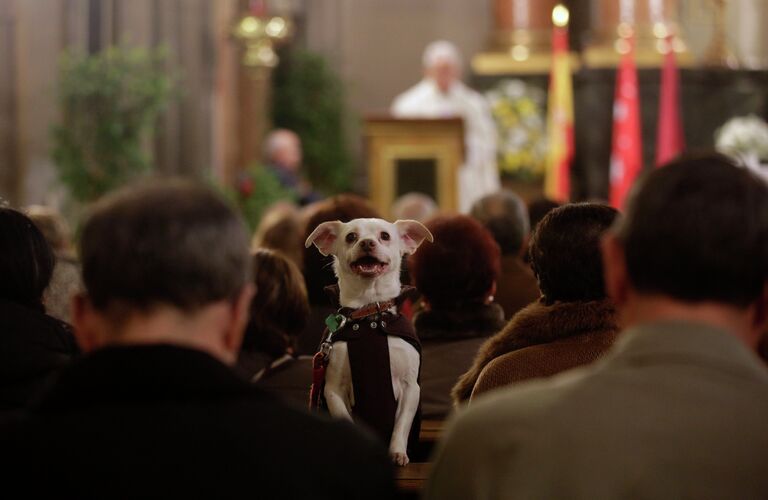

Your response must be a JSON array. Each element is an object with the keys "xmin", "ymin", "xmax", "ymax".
[{"xmin": 396, "ymin": 462, "xmax": 431, "ymax": 496}]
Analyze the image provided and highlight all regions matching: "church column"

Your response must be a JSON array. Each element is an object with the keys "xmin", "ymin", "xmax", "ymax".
[
  {"xmin": 230, "ymin": 0, "xmax": 292, "ymax": 180},
  {"xmin": 0, "ymin": 0, "xmax": 20, "ymax": 204},
  {"xmin": 585, "ymin": 0, "xmax": 690, "ymax": 67},
  {"xmin": 491, "ymin": 0, "xmax": 559, "ymax": 59},
  {"xmin": 729, "ymin": 0, "xmax": 768, "ymax": 68}
]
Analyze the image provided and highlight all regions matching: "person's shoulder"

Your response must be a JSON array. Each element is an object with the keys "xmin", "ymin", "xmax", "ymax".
[
  {"xmin": 242, "ymin": 391, "xmax": 383, "ymax": 451},
  {"xmin": 256, "ymin": 403, "xmax": 395, "ymax": 497},
  {"xmin": 391, "ymin": 80, "xmax": 431, "ymax": 115},
  {"xmin": 448, "ymin": 366, "xmax": 594, "ymax": 442}
]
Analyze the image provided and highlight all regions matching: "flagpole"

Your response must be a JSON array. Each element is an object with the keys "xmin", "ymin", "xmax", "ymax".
[
  {"xmin": 543, "ymin": 4, "xmax": 573, "ymax": 203},
  {"xmin": 609, "ymin": 0, "xmax": 643, "ymax": 209}
]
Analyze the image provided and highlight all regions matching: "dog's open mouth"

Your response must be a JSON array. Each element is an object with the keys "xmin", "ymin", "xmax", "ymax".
[{"xmin": 350, "ymin": 255, "xmax": 389, "ymax": 278}]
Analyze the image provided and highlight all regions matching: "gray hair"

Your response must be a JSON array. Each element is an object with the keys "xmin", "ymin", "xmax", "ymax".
[
  {"xmin": 263, "ymin": 128, "xmax": 300, "ymax": 162},
  {"xmin": 470, "ymin": 190, "xmax": 530, "ymax": 256},
  {"xmin": 422, "ymin": 40, "xmax": 462, "ymax": 69},
  {"xmin": 391, "ymin": 192, "xmax": 438, "ymax": 222},
  {"xmin": 80, "ymin": 178, "xmax": 251, "ymax": 314}
]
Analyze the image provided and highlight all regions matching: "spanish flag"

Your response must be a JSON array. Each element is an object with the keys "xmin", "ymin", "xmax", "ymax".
[
  {"xmin": 544, "ymin": 5, "xmax": 574, "ymax": 203},
  {"xmin": 609, "ymin": 33, "xmax": 643, "ymax": 209}
]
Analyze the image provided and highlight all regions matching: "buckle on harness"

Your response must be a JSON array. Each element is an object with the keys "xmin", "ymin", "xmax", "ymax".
[{"xmin": 320, "ymin": 340, "xmax": 333, "ymax": 358}]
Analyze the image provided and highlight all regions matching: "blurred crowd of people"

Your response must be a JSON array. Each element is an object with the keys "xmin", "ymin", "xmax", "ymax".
[{"xmin": 0, "ymin": 152, "xmax": 767, "ymax": 498}]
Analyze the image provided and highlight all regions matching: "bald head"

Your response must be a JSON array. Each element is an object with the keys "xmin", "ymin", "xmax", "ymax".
[{"xmin": 265, "ymin": 129, "xmax": 302, "ymax": 172}]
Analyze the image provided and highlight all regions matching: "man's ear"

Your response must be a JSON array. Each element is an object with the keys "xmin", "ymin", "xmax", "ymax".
[
  {"xmin": 394, "ymin": 220, "xmax": 434, "ymax": 255},
  {"xmin": 601, "ymin": 233, "xmax": 629, "ymax": 307},
  {"xmin": 71, "ymin": 292, "xmax": 100, "ymax": 353},
  {"xmin": 304, "ymin": 221, "xmax": 343, "ymax": 256},
  {"xmin": 222, "ymin": 283, "xmax": 256, "ymax": 359}
]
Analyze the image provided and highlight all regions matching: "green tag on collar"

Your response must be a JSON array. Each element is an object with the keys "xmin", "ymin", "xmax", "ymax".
[{"xmin": 325, "ymin": 313, "xmax": 347, "ymax": 333}]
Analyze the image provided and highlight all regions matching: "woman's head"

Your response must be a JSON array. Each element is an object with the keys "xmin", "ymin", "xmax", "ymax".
[
  {"xmin": 409, "ymin": 215, "xmax": 500, "ymax": 309},
  {"xmin": 252, "ymin": 202, "xmax": 303, "ymax": 269},
  {"xmin": 242, "ymin": 249, "xmax": 310, "ymax": 356},
  {"xmin": 0, "ymin": 207, "xmax": 55, "ymax": 310},
  {"xmin": 529, "ymin": 203, "xmax": 619, "ymax": 304},
  {"xmin": 301, "ymin": 195, "xmax": 380, "ymax": 305}
]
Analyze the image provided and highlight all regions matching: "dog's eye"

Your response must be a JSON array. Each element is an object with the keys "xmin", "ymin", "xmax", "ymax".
[
  {"xmin": 345, "ymin": 232, "xmax": 358, "ymax": 244},
  {"xmin": 380, "ymin": 231, "xmax": 390, "ymax": 241}
]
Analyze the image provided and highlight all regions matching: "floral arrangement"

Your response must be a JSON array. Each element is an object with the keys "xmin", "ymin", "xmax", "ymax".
[
  {"xmin": 715, "ymin": 114, "xmax": 768, "ymax": 180},
  {"xmin": 485, "ymin": 79, "xmax": 547, "ymax": 181}
]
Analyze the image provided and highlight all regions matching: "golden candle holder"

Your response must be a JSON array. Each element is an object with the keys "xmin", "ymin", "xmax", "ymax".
[{"xmin": 232, "ymin": 9, "xmax": 292, "ymax": 74}]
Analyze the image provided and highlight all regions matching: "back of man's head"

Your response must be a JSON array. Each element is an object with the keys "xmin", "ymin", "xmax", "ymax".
[
  {"xmin": 614, "ymin": 153, "xmax": 768, "ymax": 307},
  {"xmin": 470, "ymin": 190, "xmax": 529, "ymax": 256},
  {"xmin": 80, "ymin": 179, "xmax": 251, "ymax": 316}
]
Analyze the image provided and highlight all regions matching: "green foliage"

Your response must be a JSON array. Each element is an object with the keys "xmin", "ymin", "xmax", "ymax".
[
  {"xmin": 218, "ymin": 164, "xmax": 297, "ymax": 233},
  {"xmin": 272, "ymin": 48, "xmax": 351, "ymax": 193},
  {"xmin": 52, "ymin": 46, "xmax": 174, "ymax": 202}
]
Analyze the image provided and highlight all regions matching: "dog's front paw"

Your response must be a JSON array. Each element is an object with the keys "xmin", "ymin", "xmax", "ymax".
[{"xmin": 390, "ymin": 451, "xmax": 410, "ymax": 467}]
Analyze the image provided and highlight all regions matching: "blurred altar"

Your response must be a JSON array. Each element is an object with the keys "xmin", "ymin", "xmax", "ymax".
[{"xmin": 2, "ymin": 0, "xmax": 768, "ymax": 211}]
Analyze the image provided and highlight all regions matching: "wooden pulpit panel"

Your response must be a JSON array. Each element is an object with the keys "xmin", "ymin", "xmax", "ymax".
[{"xmin": 364, "ymin": 117, "xmax": 465, "ymax": 219}]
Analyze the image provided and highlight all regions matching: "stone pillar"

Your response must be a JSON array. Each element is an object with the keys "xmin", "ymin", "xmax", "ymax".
[
  {"xmin": 474, "ymin": 0, "xmax": 572, "ymax": 75},
  {"xmin": 585, "ymin": 0, "xmax": 691, "ymax": 67},
  {"xmin": 729, "ymin": 0, "xmax": 768, "ymax": 68},
  {"xmin": 0, "ymin": 0, "xmax": 20, "ymax": 205},
  {"xmin": 491, "ymin": 0, "xmax": 559, "ymax": 57}
]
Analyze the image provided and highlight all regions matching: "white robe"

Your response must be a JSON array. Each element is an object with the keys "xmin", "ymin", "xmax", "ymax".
[{"xmin": 391, "ymin": 79, "xmax": 500, "ymax": 212}]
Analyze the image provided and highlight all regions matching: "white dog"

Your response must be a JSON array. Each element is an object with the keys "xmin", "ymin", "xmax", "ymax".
[{"xmin": 305, "ymin": 218, "xmax": 432, "ymax": 466}]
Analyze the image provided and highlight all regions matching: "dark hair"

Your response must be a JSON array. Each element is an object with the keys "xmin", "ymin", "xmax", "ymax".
[
  {"xmin": 528, "ymin": 197, "xmax": 561, "ymax": 232},
  {"xmin": 409, "ymin": 215, "xmax": 500, "ymax": 308},
  {"xmin": 614, "ymin": 153, "xmax": 768, "ymax": 307},
  {"xmin": 79, "ymin": 179, "xmax": 251, "ymax": 314},
  {"xmin": 470, "ymin": 190, "xmax": 529, "ymax": 255},
  {"xmin": 302, "ymin": 194, "xmax": 380, "ymax": 305},
  {"xmin": 0, "ymin": 208, "xmax": 55, "ymax": 310},
  {"xmin": 530, "ymin": 203, "xmax": 619, "ymax": 304},
  {"xmin": 242, "ymin": 249, "xmax": 310, "ymax": 356}
]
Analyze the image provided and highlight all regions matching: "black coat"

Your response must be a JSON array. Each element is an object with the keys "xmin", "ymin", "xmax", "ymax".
[
  {"xmin": 0, "ymin": 344, "xmax": 395, "ymax": 499},
  {"xmin": 0, "ymin": 299, "xmax": 78, "ymax": 415}
]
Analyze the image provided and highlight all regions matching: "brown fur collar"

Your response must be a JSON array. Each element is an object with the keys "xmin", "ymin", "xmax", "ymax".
[{"xmin": 451, "ymin": 298, "xmax": 617, "ymax": 404}]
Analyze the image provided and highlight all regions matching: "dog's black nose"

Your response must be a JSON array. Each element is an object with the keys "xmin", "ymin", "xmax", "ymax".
[{"xmin": 360, "ymin": 239, "xmax": 377, "ymax": 252}]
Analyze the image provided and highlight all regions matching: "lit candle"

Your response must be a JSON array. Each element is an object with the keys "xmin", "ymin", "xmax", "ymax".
[
  {"xmin": 512, "ymin": 0, "xmax": 530, "ymax": 30},
  {"xmin": 620, "ymin": 0, "xmax": 636, "ymax": 24},
  {"xmin": 552, "ymin": 4, "xmax": 570, "ymax": 28}
]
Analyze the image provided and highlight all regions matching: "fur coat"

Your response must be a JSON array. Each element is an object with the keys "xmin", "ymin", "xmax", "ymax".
[{"xmin": 451, "ymin": 298, "xmax": 618, "ymax": 404}]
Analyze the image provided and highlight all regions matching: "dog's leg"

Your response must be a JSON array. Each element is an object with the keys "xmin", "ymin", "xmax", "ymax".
[
  {"xmin": 388, "ymin": 337, "xmax": 421, "ymax": 466},
  {"xmin": 323, "ymin": 340, "xmax": 354, "ymax": 420}
]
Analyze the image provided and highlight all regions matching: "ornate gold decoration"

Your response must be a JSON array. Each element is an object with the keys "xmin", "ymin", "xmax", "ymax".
[
  {"xmin": 232, "ymin": 8, "xmax": 292, "ymax": 72},
  {"xmin": 703, "ymin": 0, "xmax": 738, "ymax": 68}
]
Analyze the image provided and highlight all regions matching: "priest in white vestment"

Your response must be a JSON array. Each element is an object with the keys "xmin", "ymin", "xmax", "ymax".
[{"xmin": 391, "ymin": 40, "xmax": 500, "ymax": 212}]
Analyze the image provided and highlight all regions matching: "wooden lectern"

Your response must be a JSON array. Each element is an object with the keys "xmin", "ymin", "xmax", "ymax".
[{"xmin": 364, "ymin": 117, "xmax": 465, "ymax": 219}]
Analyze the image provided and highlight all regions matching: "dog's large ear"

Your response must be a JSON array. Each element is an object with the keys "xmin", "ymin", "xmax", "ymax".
[
  {"xmin": 305, "ymin": 220, "xmax": 343, "ymax": 256},
  {"xmin": 394, "ymin": 220, "xmax": 434, "ymax": 255}
]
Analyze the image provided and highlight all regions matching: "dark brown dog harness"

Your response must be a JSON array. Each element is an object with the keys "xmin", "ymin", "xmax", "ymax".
[{"xmin": 310, "ymin": 286, "xmax": 421, "ymax": 447}]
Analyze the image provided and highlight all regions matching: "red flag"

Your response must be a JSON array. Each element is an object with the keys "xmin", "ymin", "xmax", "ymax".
[
  {"xmin": 610, "ymin": 35, "xmax": 643, "ymax": 209},
  {"xmin": 655, "ymin": 37, "xmax": 684, "ymax": 166},
  {"xmin": 543, "ymin": 18, "xmax": 574, "ymax": 203}
]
